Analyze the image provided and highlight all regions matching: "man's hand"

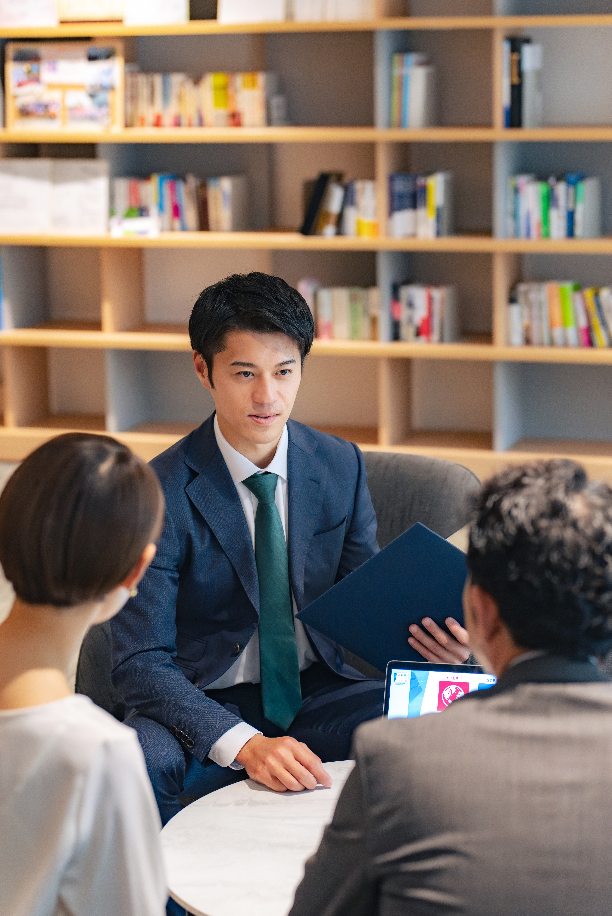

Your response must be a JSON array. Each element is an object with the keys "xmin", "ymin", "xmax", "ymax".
[
  {"xmin": 408, "ymin": 616, "xmax": 470, "ymax": 664},
  {"xmin": 235, "ymin": 734, "xmax": 333, "ymax": 792}
]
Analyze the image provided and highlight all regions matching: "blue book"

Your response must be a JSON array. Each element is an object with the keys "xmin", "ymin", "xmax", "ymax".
[
  {"xmin": 565, "ymin": 172, "xmax": 584, "ymax": 238},
  {"xmin": 297, "ymin": 522, "xmax": 467, "ymax": 673}
]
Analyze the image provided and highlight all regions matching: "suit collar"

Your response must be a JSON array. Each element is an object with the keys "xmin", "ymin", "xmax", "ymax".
[
  {"xmin": 184, "ymin": 415, "xmax": 259, "ymax": 612},
  {"xmin": 287, "ymin": 420, "xmax": 323, "ymax": 609},
  {"xmin": 466, "ymin": 653, "xmax": 608, "ymax": 702}
]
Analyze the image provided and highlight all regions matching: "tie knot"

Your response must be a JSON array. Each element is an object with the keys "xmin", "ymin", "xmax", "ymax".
[{"xmin": 243, "ymin": 472, "xmax": 278, "ymax": 505}]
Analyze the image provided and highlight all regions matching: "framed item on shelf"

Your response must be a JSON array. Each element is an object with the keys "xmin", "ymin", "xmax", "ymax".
[{"xmin": 5, "ymin": 40, "xmax": 125, "ymax": 132}]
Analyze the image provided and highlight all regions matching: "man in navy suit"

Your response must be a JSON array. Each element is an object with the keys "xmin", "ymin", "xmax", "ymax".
[{"xmin": 110, "ymin": 272, "xmax": 468, "ymax": 828}]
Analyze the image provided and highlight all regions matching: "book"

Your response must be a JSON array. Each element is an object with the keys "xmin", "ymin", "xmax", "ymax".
[
  {"xmin": 574, "ymin": 177, "xmax": 602, "ymax": 239},
  {"xmin": 0, "ymin": 0, "xmax": 58, "ymax": 26},
  {"xmin": 508, "ymin": 36, "xmax": 531, "ymax": 128},
  {"xmin": 314, "ymin": 179, "xmax": 345, "ymax": 237},
  {"xmin": 521, "ymin": 42, "xmax": 543, "ymax": 129},
  {"xmin": 59, "ymin": 0, "xmax": 121, "ymax": 19},
  {"xmin": 301, "ymin": 172, "xmax": 343, "ymax": 235},
  {"xmin": 388, "ymin": 172, "xmax": 416, "ymax": 238},
  {"xmin": 559, "ymin": 282, "xmax": 580, "ymax": 347},
  {"xmin": 296, "ymin": 522, "xmax": 468, "ymax": 671},
  {"xmin": 124, "ymin": 0, "xmax": 188, "ymax": 25},
  {"xmin": 218, "ymin": 0, "xmax": 286, "ymax": 23},
  {"xmin": 314, "ymin": 287, "xmax": 333, "ymax": 339},
  {"xmin": 355, "ymin": 179, "xmax": 378, "ymax": 237}
]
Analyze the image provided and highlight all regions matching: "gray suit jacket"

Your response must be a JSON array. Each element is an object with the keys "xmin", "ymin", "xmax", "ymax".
[{"xmin": 290, "ymin": 654, "xmax": 612, "ymax": 916}]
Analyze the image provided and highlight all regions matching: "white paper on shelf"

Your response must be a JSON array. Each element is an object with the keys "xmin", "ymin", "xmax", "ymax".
[
  {"xmin": 0, "ymin": 159, "xmax": 53, "ymax": 234},
  {"xmin": 124, "ymin": 0, "xmax": 188, "ymax": 25},
  {"xmin": 0, "ymin": 0, "xmax": 58, "ymax": 27},
  {"xmin": 51, "ymin": 160, "xmax": 109, "ymax": 235},
  {"xmin": 217, "ymin": 0, "xmax": 286, "ymax": 24},
  {"xmin": 59, "ymin": 0, "xmax": 122, "ymax": 20}
]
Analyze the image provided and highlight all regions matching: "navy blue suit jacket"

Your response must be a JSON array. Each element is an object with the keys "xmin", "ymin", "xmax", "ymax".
[{"xmin": 110, "ymin": 415, "xmax": 379, "ymax": 763}]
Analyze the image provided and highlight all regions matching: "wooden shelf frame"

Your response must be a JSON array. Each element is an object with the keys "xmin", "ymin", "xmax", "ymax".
[{"xmin": 0, "ymin": 9, "xmax": 612, "ymax": 480}]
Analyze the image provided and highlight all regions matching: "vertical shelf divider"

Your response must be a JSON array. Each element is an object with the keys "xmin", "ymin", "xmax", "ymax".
[
  {"xmin": 3, "ymin": 348, "xmax": 49, "ymax": 428},
  {"xmin": 492, "ymin": 251, "xmax": 520, "ymax": 346},
  {"xmin": 379, "ymin": 356, "xmax": 412, "ymax": 447},
  {"xmin": 101, "ymin": 248, "xmax": 145, "ymax": 333}
]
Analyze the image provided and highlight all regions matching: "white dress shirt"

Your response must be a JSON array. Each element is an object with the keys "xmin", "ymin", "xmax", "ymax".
[{"xmin": 207, "ymin": 415, "xmax": 317, "ymax": 767}]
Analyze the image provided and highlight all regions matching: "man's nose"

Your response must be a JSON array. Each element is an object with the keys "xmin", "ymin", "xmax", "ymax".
[{"xmin": 253, "ymin": 375, "xmax": 277, "ymax": 404}]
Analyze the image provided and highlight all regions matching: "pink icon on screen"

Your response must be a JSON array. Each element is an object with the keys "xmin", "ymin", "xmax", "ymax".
[{"xmin": 437, "ymin": 681, "xmax": 469, "ymax": 711}]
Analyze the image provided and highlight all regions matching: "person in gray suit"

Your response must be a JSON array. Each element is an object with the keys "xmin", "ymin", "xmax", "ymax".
[{"xmin": 290, "ymin": 458, "xmax": 612, "ymax": 916}]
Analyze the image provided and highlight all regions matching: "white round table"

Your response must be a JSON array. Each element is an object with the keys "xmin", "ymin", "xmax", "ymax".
[{"xmin": 160, "ymin": 760, "xmax": 354, "ymax": 916}]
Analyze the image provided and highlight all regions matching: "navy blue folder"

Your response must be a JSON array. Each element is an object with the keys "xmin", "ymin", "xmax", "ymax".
[{"xmin": 296, "ymin": 522, "xmax": 468, "ymax": 673}]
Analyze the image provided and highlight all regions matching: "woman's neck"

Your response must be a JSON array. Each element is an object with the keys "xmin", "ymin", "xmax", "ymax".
[{"xmin": 0, "ymin": 597, "xmax": 101, "ymax": 710}]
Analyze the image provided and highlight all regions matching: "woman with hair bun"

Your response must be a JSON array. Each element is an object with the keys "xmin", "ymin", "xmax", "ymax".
[{"xmin": 0, "ymin": 432, "xmax": 167, "ymax": 916}]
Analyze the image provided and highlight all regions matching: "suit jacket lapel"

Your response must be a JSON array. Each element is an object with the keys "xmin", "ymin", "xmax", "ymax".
[
  {"xmin": 287, "ymin": 420, "xmax": 323, "ymax": 610},
  {"xmin": 185, "ymin": 417, "xmax": 260, "ymax": 613}
]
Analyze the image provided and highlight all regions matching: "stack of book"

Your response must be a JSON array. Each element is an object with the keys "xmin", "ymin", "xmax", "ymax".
[
  {"xmin": 507, "ymin": 174, "xmax": 601, "ymax": 239},
  {"xmin": 508, "ymin": 282, "xmax": 612, "ymax": 348},
  {"xmin": 389, "ymin": 53, "xmax": 436, "ymax": 128},
  {"xmin": 125, "ymin": 70, "xmax": 285, "ymax": 128},
  {"xmin": 110, "ymin": 173, "xmax": 248, "ymax": 235},
  {"xmin": 502, "ymin": 37, "xmax": 543, "ymax": 128},
  {"xmin": 388, "ymin": 172, "xmax": 453, "ymax": 239},
  {"xmin": 308, "ymin": 285, "xmax": 379, "ymax": 340},
  {"xmin": 390, "ymin": 282, "xmax": 459, "ymax": 343},
  {"xmin": 301, "ymin": 174, "xmax": 378, "ymax": 238}
]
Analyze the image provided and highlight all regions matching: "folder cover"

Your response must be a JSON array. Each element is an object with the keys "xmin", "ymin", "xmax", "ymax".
[{"xmin": 296, "ymin": 522, "xmax": 468, "ymax": 673}]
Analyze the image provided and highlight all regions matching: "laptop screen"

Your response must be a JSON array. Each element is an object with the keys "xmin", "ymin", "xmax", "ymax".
[{"xmin": 384, "ymin": 660, "xmax": 497, "ymax": 719}]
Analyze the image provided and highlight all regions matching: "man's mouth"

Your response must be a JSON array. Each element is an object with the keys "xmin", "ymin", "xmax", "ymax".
[{"xmin": 249, "ymin": 413, "xmax": 280, "ymax": 425}]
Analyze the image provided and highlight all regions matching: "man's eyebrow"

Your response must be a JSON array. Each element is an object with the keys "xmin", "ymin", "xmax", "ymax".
[{"xmin": 229, "ymin": 358, "xmax": 297, "ymax": 368}]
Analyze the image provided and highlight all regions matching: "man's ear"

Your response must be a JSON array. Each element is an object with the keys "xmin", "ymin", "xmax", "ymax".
[
  {"xmin": 193, "ymin": 351, "xmax": 213, "ymax": 391},
  {"xmin": 468, "ymin": 583, "xmax": 503, "ymax": 642}
]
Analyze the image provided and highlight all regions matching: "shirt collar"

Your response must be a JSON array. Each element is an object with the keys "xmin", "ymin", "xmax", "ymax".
[{"xmin": 214, "ymin": 413, "xmax": 288, "ymax": 487}]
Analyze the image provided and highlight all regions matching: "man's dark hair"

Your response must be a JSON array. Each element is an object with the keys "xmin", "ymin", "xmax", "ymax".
[
  {"xmin": 0, "ymin": 432, "xmax": 164, "ymax": 607},
  {"xmin": 467, "ymin": 459, "xmax": 612, "ymax": 659},
  {"xmin": 188, "ymin": 272, "xmax": 315, "ymax": 383}
]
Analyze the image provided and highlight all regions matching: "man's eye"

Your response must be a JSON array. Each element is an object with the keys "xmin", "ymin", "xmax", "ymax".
[
  {"xmin": 278, "ymin": 369, "xmax": 291, "ymax": 376},
  {"xmin": 238, "ymin": 371, "xmax": 253, "ymax": 378}
]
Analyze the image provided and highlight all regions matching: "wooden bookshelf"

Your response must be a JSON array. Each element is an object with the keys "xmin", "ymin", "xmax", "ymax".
[{"xmin": 1, "ymin": 3, "xmax": 612, "ymax": 481}]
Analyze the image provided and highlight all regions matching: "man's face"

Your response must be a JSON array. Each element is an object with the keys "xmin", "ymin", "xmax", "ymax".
[{"xmin": 194, "ymin": 329, "xmax": 302, "ymax": 461}]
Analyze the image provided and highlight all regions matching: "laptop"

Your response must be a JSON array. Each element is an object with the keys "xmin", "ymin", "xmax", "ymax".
[{"xmin": 384, "ymin": 660, "xmax": 497, "ymax": 719}]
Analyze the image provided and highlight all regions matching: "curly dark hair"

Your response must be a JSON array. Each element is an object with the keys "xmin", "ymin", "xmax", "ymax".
[
  {"xmin": 189, "ymin": 272, "xmax": 314, "ymax": 385},
  {"xmin": 467, "ymin": 459, "xmax": 612, "ymax": 659}
]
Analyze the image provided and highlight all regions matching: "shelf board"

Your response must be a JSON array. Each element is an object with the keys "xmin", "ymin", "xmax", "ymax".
[
  {"xmin": 0, "ymin": 323, "xmax": 190, "ymax": 350},
  {"xmin": 508, "ymin": 438, "xmax": 612, "ymax": 458},
  {"xmin": 1, "ymin": 231, "xmax": 612, "ymax": 254},
  {"xmin": 3, "ymin": 328, "xmax": 612, "ymax": 365},
  {"xmin": 5, "ymin": 125, "xmax": 612, "ymax": 143},
  {"xmin": 1, "ymin": 15, "xmax": 612, "ymax": 39}
]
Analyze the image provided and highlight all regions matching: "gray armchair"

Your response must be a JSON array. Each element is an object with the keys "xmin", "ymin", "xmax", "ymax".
[{"xmin": 76, "ymin": 452, "xmax": 481, "ymax": 712}]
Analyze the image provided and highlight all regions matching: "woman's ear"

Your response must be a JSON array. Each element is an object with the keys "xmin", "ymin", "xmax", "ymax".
[
  {"xmin": 122, "ymin": 542, "xmax": 157, "ymax": 593},
  {"xmin": 94, "ymin": 543, "xmax": 157, "ymax": 624}
]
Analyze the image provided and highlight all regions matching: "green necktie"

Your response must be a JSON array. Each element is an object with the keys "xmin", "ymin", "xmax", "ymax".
[{"xmin": 243, "ymin": 472, "xmax": 302, "ymax": 730}]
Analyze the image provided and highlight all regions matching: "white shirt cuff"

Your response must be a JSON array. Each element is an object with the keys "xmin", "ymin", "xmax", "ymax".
[{"xmin": 208, "ymin": 722, "xmax": 261, "ymax": 768}]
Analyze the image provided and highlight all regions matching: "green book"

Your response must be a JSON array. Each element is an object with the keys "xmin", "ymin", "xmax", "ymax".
[
  {"xmin": 558, "ymin": 281, "xmax": 580, "ymax": 347},
  {"xmin": 539, "ymin": 180, "xmax": 550, "ymax": 239}
]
